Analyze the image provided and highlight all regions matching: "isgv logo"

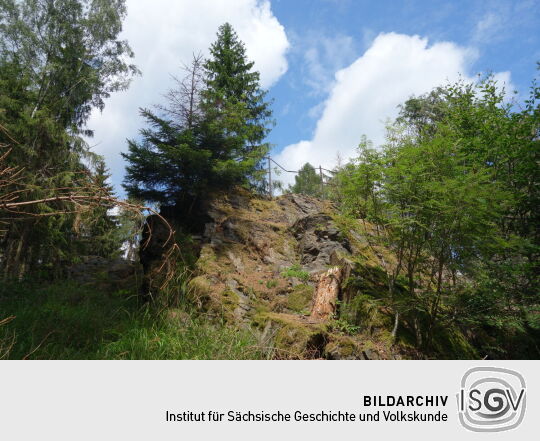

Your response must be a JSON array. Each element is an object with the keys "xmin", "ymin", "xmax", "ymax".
[{"xmin": 457, "ymin": 367, "xmax": 526, "ymax": 432}]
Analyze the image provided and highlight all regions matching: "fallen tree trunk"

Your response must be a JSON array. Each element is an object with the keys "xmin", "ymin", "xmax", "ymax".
[{"xmin": 310, "ymin": 266, "xmax": 343, "ymax": 321}]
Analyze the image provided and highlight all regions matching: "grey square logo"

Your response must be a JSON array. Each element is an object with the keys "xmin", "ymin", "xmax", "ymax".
[{"xmin": 457, "ymin": 367, "xmax": 526, "ymax": 432}]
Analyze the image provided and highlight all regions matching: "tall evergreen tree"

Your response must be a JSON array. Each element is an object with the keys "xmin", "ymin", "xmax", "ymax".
[
  {"xmin": 123, "ymin": 23, "xmax": 273, "ymax": 208},
  {"xmin": 122, "ymin": 54, "xmax": 213, "ymax": 207},
  {"xmin": 0, "ymin": 0, "xmax": 137, "ymax": 278},
  {"xmin": 76, "ymin": 160, "xmax": 121, "ymax": 259},
  {"xmin": 199, "ymin": 22, "xmax": 273, "ymax": 187}
]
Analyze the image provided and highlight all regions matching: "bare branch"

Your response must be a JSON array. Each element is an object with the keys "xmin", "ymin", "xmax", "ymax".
[
  {"xmin": 0, "ymin": 126, "xmax": 180, "ymax": 291},
  {"xmin": 157, "ymin": 52, "xmax": 205, "ymax": 129}
]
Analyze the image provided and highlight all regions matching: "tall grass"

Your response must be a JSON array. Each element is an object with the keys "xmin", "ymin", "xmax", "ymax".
[{"xmin": 0, "ymin": 280, "xmax": 263, "ymax": 360}]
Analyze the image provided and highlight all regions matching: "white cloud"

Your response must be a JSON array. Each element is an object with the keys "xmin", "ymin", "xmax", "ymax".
[
  {"xmin": 473, "ymin": 11, "xmax": 505, "ymax": 44},
  {"xmin": 86, "ymin": 0, "xmax": 289, "ymax": 191},
  {"xmin": 492, "ymin": 71, "xmax": 514, "ymax": 96},
  {"xmin": 275, "ymin": 32, "xmax": 512, "ymax": 187},
  {"xmin": 303, "ymin": 34, "xmax": 357, "ymax": 96},
  {"xmin": 471, "ymin": 2, "xmax": 536, "ymax": 46}
]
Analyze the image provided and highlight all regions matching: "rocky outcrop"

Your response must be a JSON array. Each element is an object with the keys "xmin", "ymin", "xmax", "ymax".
[
  {"xmin": 142, "ymin": 189, "xmax": 400, "ymax": 359},
  {"xmin": 292, "ymin": 213, "xmax": 352, "ymax": 273}
]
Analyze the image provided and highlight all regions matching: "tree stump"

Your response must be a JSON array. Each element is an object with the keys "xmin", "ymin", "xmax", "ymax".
[{"xmin": 310, "ymin": 266, "xmax": 343, "ymax": 321}]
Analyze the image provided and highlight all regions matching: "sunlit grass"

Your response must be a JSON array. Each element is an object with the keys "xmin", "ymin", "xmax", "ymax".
[{"xmin": 0, "ymin": 280, "xmax": 263, "ymax": 360}]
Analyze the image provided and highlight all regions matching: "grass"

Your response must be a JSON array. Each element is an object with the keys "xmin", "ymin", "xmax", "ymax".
[
  {"xmin": 280, "ymin": 264, "xmax": 310, "ymax": 281},
  {"xmin": 0, "ymin": 279, "xmax": 264, "ymax": 360},
  {"xmin": 265, "ymin": 279, "xmax": 278, "ymax": 289},
  {"xmin": 98, "ymin": 310, "xmax": 263, "ymax": 360}
]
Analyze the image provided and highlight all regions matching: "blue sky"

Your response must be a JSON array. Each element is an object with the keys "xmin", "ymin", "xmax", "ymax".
[
  {"xmin": 87, "ymin": 0, "xmax": 540, "ymax": 192},
  {"xmin": 269, "ymin": 0, "xmax": 539, "ymax": 149}
]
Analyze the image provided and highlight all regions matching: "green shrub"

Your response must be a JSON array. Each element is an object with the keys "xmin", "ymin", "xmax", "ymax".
[
  {"xmin": 281, "ymin": 264, "xmax": 310, "ymax": 281},
  {"xmin": 330, "ymin": 317, "xmax": 361, "ymax": 335}
]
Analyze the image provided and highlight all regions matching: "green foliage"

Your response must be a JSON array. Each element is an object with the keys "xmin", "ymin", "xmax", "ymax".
[
  {"xmin": 76, "ymin": 160, "xmax": 123, "ymax": 259},
  {"xmin": 330, "ymin": 316, "xmax": 361, "ymax": 335},
  {"xmin": 0, "ymin": 280, "xmax": 263, "ymax": 360},
  {"xmin": 123, "ymin": 23, "xmax": 273, "ymax": 207},
  {"xmin": 203, "ymin": 23, "xmax": 273, "ymax": 169},
  {"xmin": 335, "ymin": 71, "xmax": 540, "ymax": 357},
  {"xmin": 281, "ymin": 264, "xmax": 310, "ymax": 281},
  {"xmin": 122, "ymin": 108, "xmax": 214, "ymax": 205},
  {"xmin": 0, "ymin": 0, "xmax": 137, "ymax": 278},
  {"xmin": 339, "ymin": 294, "xmax": 385, "ymax": 331},
  {"xmin": 289, "ymin": 162, "xmax": 323, "ymax": 198},
  {"xmin": 0, "ymin": 0, "xmax": 138, "ymax": 129},
  {"xmin": 0, "ymin": 1, "xmax": 538, "ymax": 361},
  {"xmin": 333, "ymin": 137, "xmax": 384, "ymax": 221}
]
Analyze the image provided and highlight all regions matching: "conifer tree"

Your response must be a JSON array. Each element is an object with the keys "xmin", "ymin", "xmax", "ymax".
[
  {"xmin": 0, "ymin": 0, "xmax": 137, "ymax": 278},
  {"xmin": 200, "ymin": 23, "xmax": 273, "ymax": 187},
  {"xmin": 289, "ymin": 163, "xmax": 322, "ymax": 198},
  {"xmin": 78, "ymin": 160, "xmax": 121, "ymax": 259},
  {"xmin": 123, "ymin": 23, "xmax": 273, "ymax": 207}
]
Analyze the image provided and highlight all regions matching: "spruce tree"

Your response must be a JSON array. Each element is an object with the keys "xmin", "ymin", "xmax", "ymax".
[
  {"xmin": 123, "ymin": 23, "xmax": 273, "ymax": 207},
  {"xmin": 78, "ymin": 160, "xmax": 121, "ymax": 259},
  {"xmin": 199, "ymin": 22, "xmax": 273, "ymax": 187}
]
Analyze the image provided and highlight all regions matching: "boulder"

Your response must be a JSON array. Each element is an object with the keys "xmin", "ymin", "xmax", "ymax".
[{"xmin": 292, "ymin": 214, "xmax": 352, "ymax": 273}]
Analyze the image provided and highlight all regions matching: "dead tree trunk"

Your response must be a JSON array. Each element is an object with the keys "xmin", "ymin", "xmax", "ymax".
[{"xmin": 310, "ymin": 266, "xmax": 343, "ymax": 321}]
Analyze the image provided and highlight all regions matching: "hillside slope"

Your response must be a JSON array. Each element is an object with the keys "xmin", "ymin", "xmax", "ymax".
[{"xmin": 166, "ymin": 190, "xmax": 448, "ymax": 359}]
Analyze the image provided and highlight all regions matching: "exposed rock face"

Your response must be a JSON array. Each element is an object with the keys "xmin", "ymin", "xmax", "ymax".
[
  {"xmin": 143, "ymin": 189, "xmax": 398, "ymax": 359},
  {"xmin": 292, "ymin": 213, "xmax": 351, "ymax": 273}
]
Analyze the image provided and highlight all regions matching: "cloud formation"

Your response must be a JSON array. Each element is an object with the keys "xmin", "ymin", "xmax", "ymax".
[
  {"xmin": 302, "ymin": 33, "xmax": 357, "ymax": 96},
  {"xmin": 87, "ymin": 0, "xmax": 289, "ymax": 190},
  {"xmin": 275, "ymin": 32, "xmax": 511, "ymax": 187}
]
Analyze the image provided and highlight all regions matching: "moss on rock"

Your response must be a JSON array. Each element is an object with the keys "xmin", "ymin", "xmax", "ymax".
[
  {"xmin": 219, "ymin": 289, "xmax": 241, "ymax": 321},
  {"xmin": 257, "ymin": 312, "xmax": 328, "ymax": 358},
  {"xmin": 287, "ymin": 284, "xmax": 314, "ymax": 313},
  {"xmin": 187, "ymin": 276, "xmax": 213, "ymax": 307},
  {"xmin": 431, "ymin": 326, "xmax": 478, "ymax": 359},
  {"xmin": 324, "ymin": 335, "xmax": 360, "ymax": 360}
]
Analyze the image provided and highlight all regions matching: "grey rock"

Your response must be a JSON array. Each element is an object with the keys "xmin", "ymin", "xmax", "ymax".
[
  {"xmin": 228, "ymin": 193, "xmax": 250, "ymax": 210},
  {"xmin": 226, "ymin": 279, "xmax": 239, "ymax": 290},
  {"xmin": 362, "ymin": 349, "xmax": 380, "ymax": 360},
  {"xmin": 225, "ymin": 279, "xmax": 251, "ymax": 320},
  {"xmin": 222, "ymin": 218, "xmax": 242, "ymax": 242},
  {"xmin": 292, "ymin": 214, "xmax": 352, "ymax": 272},
  {"xmin": 210, "ymin": 237, "xmax": 223, "ymax": 247},
  {"xmin": 227, "ymin": 251, "xmax": 244, "ymax": 273},
  {"xmin": 204, "ymin": 222, "xmax": 216, "ymax": 238}
]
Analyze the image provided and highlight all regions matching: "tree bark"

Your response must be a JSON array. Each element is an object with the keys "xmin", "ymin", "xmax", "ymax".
[
  {"xmin": 391, "ymin": 311, "xmax": 400, "ymax": 338},
  {"xmin": 310, "ymin": 266, "xmax": 343, "ymax": 321}
]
